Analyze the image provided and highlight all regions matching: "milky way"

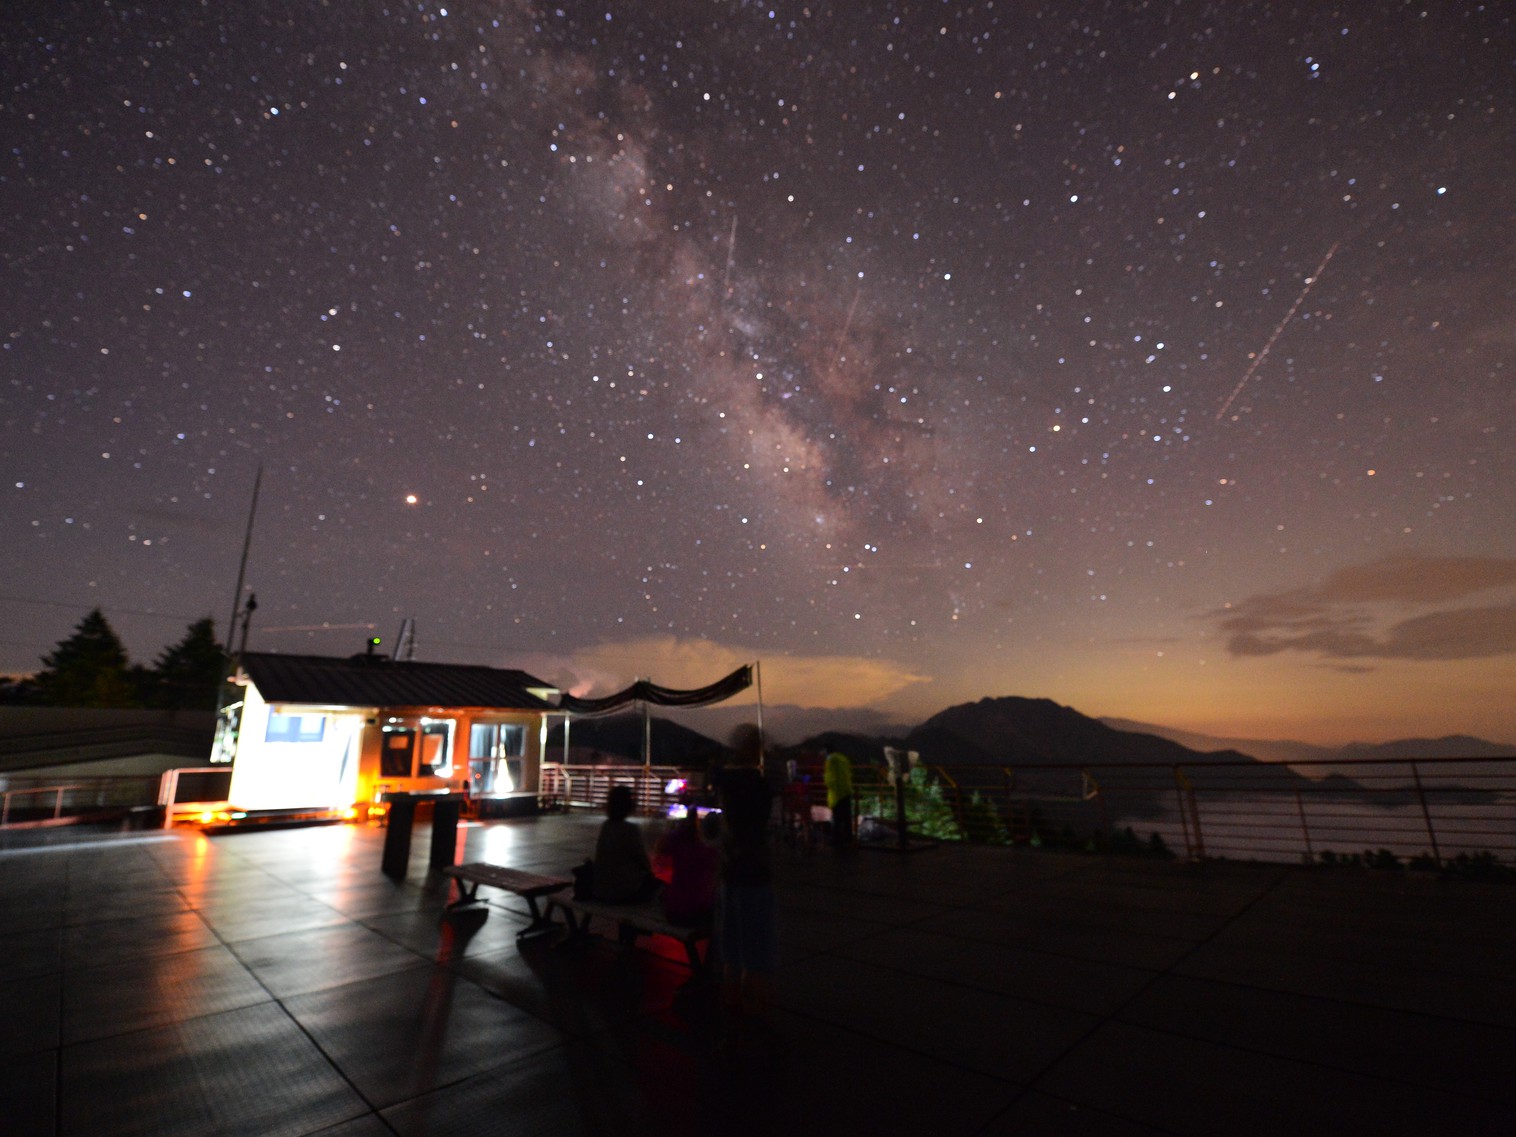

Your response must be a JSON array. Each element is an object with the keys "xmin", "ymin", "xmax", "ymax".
[{"xmin": 4, "ymin": 3, "xmax": 1513, "ymax": 743}]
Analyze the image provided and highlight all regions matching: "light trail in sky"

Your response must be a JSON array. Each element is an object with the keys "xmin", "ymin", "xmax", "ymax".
[
  {"xmin": 722, "ymin": 214, "xmax": 738, "ymax": 297},
  {"xmin": 1215, "ymin": 241, "xmax": 1340, "ymax": 422}
]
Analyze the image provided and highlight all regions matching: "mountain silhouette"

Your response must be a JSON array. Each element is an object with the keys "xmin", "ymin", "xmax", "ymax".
[
  {"xmin": 546, "ymin": 712, "xmax": 727, "ymax": 766},
  {"xmin": 902, "ymin": 696, "xmax": 1259, "ymax": 768}
]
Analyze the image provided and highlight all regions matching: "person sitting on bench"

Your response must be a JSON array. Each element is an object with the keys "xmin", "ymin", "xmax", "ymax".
[
  {"xmin": 594, "ymin": 785, "xmax": 659, "ymax": 903},
  {"xmin": 655, "ymin": 800, "xmax": 719, "ymax": 926}
]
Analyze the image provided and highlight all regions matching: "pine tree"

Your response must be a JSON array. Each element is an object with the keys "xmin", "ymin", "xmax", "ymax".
[
  {"xmin": 34, "ymin": 609, "xmax": 139, "ymax": 707},
  {"xmin": 151, "ymin": 617, "xmax": 224, "ymax": 710}
]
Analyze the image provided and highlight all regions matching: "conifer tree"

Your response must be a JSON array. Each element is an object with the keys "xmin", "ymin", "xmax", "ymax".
[
  {"xmin": 34, "ymin": 609, "xmax": 139, "ymax": 707},
  {"xmin": 150, "ymin": 617, "xmax": 224, "ymax": 710}
]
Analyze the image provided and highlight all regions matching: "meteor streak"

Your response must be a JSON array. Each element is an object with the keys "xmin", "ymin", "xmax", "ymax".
[
  {"xmin": 1215, "ymin": 241, "xmax": 1340, "ymax": 422},
  {"xmin": 723, "ymin": 214, "xmax": 738, "ymax": 296}
]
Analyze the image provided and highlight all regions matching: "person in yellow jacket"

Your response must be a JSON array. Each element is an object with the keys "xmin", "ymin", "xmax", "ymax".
[{"xmin": 823, "ymin": 750, "xmax": 854, "ymax": 848}]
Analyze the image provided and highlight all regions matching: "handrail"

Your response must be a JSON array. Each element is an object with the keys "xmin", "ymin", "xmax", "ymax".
[
  {"xmin": 1, "ymin": 784, "xmax": 84, "ymax": 826},
  {"xmin": 540, "ymin": 764, "xmax": 688, "ymax": 816},
  {"xmin": 0, "ymin": 767, "xmax": 232, "ymax": 829},
  {"xmin": 606, "ymin": 754, "xmax": 1516, "ymax": 866}
]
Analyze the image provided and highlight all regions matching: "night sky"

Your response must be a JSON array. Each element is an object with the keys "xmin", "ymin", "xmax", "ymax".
[{"xmin": 5, "ymin": 2, "xmax": 1514, "ymax": 745}]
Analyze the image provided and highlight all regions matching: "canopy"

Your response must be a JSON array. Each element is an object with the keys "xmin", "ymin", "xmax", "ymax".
[{"xmin": 558, "ymin": 664, "xmax": 753, "ymax": 715}]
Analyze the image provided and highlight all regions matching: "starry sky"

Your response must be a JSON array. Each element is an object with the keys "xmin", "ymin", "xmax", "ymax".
[{"xmin": 5, "ymin": 1, "xmax": 1514, "ymax": 746}]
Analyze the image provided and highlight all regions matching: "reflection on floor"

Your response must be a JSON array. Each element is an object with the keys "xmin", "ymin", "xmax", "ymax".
[{"xmin": 2, "ymin": 814, "xmax": 1514, "ymax": 1136}]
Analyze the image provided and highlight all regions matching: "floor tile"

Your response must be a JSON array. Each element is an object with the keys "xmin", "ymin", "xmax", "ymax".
[
  {"xmin": 765, "ymin": 1006, "xmax": 1021, "ymax": 1137},
  {"xmin": 1120, "ymin": 972, "xmax": 1516, "ymax": 1102},
  {"xmin": 0, "ymin": 1049, "xmax": 57, "ymax": 1137},
  {"xmin": 0, "ymin": 926, "xmax": 63, "ymax": 978},
  {"xmin": 195, "ymin": 893, "xmax": 352, "ymax": 943},
  {"xmin": 1034, "ymin": 1020, "xmax": 1516, "ymax": 1137},
  {"xmin": 776, "ymin": 953, "xmax": 1095, "ymax": 1083},
  {"xmin": 61, "ymin": 1001, "xmax": 368, "ymax": 1137},
  {"xmin": 837, "ymin": 925, "xmax": 1156, "ymax": 1016},
  {"xmin": 63, "ymin": 909, "xmax": 219, "ymax": 968},
  {"xmin": 63, "ymin": 943, "xmax": 272, "ymax": 1043},
  {"xmin": 284, "ymin": 966, "xmax": 564, "ymax": 1109},
  {"xmin": 232, "ymin": 922, "xmax": 432, "ymax": 997},
  {"xmin": 297, "ymin": 1115, "xmax": 395, "ymax": 1137},
  {"xmin": 380, "ymin": 1046, "xmax": 607, "ymax": 1136},
  {"xmin": 360, "ymin": 904, "xmax": 532, "ymax": 961},
  {"xmin": 931, "ymin": 905, "xmax": 1196, "ymax": 970},
  {"xmin": 1174, "ymin": 939, "xmax": 1516, "ymax": 1028},
  {"xmin": 1, "ymin": 971, "xmax": 62, "ymax": 1057},
  {"xmin": 981, "ymin": 1090, "xmax": 1180, "ymax": 1136}
]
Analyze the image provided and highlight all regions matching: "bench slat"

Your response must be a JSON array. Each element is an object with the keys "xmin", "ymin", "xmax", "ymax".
[
  {"xmin": 441, "ymin": 863, "xmax": 571, "ymax": 939},
  {"xmin": 549, "ymin": 895, "xmax": 711, "ymax": 971}
]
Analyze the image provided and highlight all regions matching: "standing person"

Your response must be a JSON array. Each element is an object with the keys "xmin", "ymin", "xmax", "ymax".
[
  {"xmin": 824, "ymin": 748, "xmax": 855, "ymax": 848},
  {"xmin": 716, "ymin": 723, "xmax": 776, "ymax": 1051}
]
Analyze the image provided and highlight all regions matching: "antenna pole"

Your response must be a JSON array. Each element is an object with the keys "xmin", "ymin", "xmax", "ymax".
[{"xmin": 225, "ymin": 464, "xmax": 263, "ymax": 655}]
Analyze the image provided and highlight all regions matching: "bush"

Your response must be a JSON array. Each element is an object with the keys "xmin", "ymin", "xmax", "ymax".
[
  {"xmin": 858, "ymin": 767, "xmax": 963, "ymax": 842},
  {"xmin": 1446, "ymin": 852, "xmax": 1515, "ymax": 881},
  {"xmin": 960, "ymin": 790, "xmax": 1011, "ymax": 845}
]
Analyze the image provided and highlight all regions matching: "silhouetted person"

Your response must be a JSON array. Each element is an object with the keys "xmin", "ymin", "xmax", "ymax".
[
  {"xmin": 716, "ymin": 723, "xmax": 777, "ymax": 1051},
  {"xmin": 593, "ymin": 784, "xmax": 657, "ymax": 902},
  {"xmin": 824, "ymin": 749, "xmax": 854, "ymax": 847},
  {"xmin": 656, "ymin": 801, "xmax": 719, "ymax": 925}
]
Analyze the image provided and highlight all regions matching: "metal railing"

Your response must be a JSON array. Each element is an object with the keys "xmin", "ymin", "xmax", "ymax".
[
  {"xmin": 829, "ymin": 756, "xmax": 1516, "ymax": 866},
  {"xmin": 558, "ymin": 755, "xmax": 1514, "ymax": 868},
  {"xmin": 159, "ymin": 767, "xmax": 236, "ymax": 827},
  {"xmin": 0, "ymin": 767, "xmax": 233, "ymax": 829},
  {"xmin": 540, "ymin": 764, "xmax": 695, "ymax": 817},
  {"xmin": 1, "ymin": 783, "xmax": 79, "ymax": 826}
]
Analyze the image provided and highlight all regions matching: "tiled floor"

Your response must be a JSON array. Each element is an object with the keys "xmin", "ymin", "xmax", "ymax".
[{"xmin": 2, "ymin": 815, "xmax": 1513, "ymax": 1136}]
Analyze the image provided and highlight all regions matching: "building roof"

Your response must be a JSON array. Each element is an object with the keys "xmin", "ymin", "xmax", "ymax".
[
  {"xmin": 0, "ymin": 708, "xmax": 216, "ymax": 773},
  {"xmin": 238, "ymin": 652, "xmax": 559, "ymax": 712}
]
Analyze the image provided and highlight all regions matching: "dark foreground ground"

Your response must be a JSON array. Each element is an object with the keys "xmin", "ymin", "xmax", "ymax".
[{"xmin": 1, "ymin": 814, "xmax": 1512, "ymax": 1136}]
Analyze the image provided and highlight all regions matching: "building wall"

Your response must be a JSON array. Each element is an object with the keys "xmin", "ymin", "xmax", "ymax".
[
  {"xmin": 226, "ymin": 683, "xmax": 364, "ymax": 811},
  {"xmin": 226, "ymin": 684, "xmax": 547, "ymax": 812}
]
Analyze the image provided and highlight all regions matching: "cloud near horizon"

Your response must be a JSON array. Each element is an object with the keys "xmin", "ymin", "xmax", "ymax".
[
  {"xmin": 509, "ymin": 636, "xmax": 932, "ymax": 709},
  {"xmin": 1213, "ymin": 555, "xmax": 1516, "ymax": 662}
]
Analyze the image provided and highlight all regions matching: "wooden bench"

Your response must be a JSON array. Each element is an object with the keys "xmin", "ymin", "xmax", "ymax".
[
  {"xmin": 549, "ymin": 895, "xmax": 712, "ymax": 971},
  {"xmin": 442, "ymin": 863, "xmax": 572, "ymax": 938}
]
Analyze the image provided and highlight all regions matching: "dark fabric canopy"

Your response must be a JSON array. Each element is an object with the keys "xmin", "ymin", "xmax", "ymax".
[{"xmin": 558, "ymin": 664, "xmax": 752, "ymax": 715}]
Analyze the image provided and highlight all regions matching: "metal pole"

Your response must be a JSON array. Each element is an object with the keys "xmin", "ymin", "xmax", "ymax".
[
  {"xmin": 1411, "ymin": 762, "xmax": 1442, "ymax": 867},
  {"xmin": 224, "ymin": 464, "xmax": 262, "ymax": 655},
  {"xmin": 754, "ymin": 660, "xmax": 765, "ymax": 752},
  {"xmin": 642, "ymin": 694, "xmax": 651, "ymax": 769},
  {"xmin": 1295, "ymin": 789, "xmax": 1314, "ymax": 863}
]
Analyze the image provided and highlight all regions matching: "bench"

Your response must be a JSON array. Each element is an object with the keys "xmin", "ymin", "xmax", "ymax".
[
  {"xmin": 549, "ymin": 895, "xmax": 712, "ymax": 971},
  {"xmin": 442, "ymin": 863, "xmax": 572, "ymax": 938}
]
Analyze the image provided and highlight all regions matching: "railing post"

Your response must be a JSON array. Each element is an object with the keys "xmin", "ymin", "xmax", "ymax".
[
  {"xmin": 1294, "ymin": 789, "xmax": 1314, "ymax": 863},
  {"xmin": 161, "ymin": 769, "xmax": 179, "ymax": 828},
  {"xmin": 1, "ymin": 790, "xmax": 10, "ymax": 827},
  {"xmin": 1411, "ymin": 762, "xmax": 1442, "ymax": 867},
  {"xmin": 54, "ymin": 787, "xmax": 65, "ymax": 820},
  {"xmin": 1175, "ymin": 766, "xmax": 1205, "ymax": 862}
]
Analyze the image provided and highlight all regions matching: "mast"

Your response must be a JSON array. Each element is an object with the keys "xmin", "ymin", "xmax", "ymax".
[{"xmin": 224, "ymin": 463, "xmax": 262, "ymax": 655}]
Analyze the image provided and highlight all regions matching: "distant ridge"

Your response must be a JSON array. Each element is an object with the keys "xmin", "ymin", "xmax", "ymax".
[
  {"xmin": 1099, "ymin": 718, "xmax": 1516, "ymax": 766},
  {"xmin": 902, "ymin": 696, "xmax": 1258, "ymax": 768}
]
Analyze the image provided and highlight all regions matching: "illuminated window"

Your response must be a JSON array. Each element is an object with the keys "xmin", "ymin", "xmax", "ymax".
[
  {"xmin": 417, "ymin": 720, "xmax": 453, "ymax": 776},
  {"xmin": 470, "ymin": 723, "xmax": 524, "ymax": 759},
  {"xmin": 380, "ymin": 718, "xmax": 455, "ymax": 777},
  {"xmin": 468, "ymin": 722, "xmax": 524, "ymax": 794},
  {"xmin": 266, "ymin": 713, "xmax": 325, "ymax": 743}
]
